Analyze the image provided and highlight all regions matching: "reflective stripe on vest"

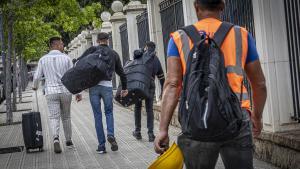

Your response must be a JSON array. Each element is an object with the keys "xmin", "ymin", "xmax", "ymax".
[
  {"xmin": 172, "ymin": 24, "xmax": 251, "ymax": 110},
  {"xmin": 177, "ymin": 30, "xmax": 191, "ymax": 72}
]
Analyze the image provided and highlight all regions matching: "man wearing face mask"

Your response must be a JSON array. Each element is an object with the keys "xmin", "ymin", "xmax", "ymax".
[{"xmin": 132, "ymin": 41, "xmax": 165, "ymax": 142}]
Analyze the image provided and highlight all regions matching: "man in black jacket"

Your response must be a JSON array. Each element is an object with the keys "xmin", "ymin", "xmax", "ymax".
[
  {"xmin": 78, "ymin": 32, "xmax": 128, "ymax": 154},
  {"xmin": 132, "ymin": 41, "xmax": 165, "ymax": 142}
]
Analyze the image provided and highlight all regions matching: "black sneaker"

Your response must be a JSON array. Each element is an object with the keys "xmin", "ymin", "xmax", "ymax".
[
  {"xmin": 96, "ymin": 146, "xmax": 106, "ymax": 154},
  {"xmin": 148, "ymin": 133, "xmax": 155, "ymax": 142},
  {"xmin": 54, "ymin": 137, "xmax": 62, "ymax": 154},
  {"xmin": 107, "ymin": 136, "xmax": 118, "ymax": 151},
  {"xmin": 66, "ymin": 140, "xmax": 74, "ymax": 149},
  {"xmin": 132, "ymin": 131, "xmax": 142, "ymax": 140}
]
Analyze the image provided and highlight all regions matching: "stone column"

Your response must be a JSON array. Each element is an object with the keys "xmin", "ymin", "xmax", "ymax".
[
  {"xmin": 65, "ymin": 47, "xmax": 70, "ymax": 56},
  {"xmin": 252, "ymin": 0, "xmax": 299, "ymax": 132},
  {"xmin": 70, "ymin": 43, "xmax": 76, "ymax": 60},
  {"xmin": 81, "ymin": 30, "xmax": 89, "ymax": 51},
  {"xmin": 147, "ymin": 0, "xmax": 166, "ymax": 102},
  {"xmin": 110, "ymin": 1, "xmax": 127, "ymax": 64},
  {"xmin": 123, "ymin": 0, "xmax": 147, "ymax": 59},
  {"xmin": 67, "ymin": 43, "xmax": 73, "ymax": 59},
  {"xmin": 91, "ymin": 29, "xmax": 101, "ymax": 46},
  {"xmin": 78, "ymin": 34, "xmax": 87, "ymax": 57},
  {"xmin": 110, "ymin": 1, "xmax": 127, "ymax": 87},
  {"xmin": 69, "ymin": 49, "xmax": 74, "ymax": 59},
  {"xmin": 70, "ymin": 39, "xmax": 75, "ymax": 59},
  {"xmin": 70, "ymin": 48, "xmax": 74, "ymax": 59},
  {"xmin": 85, "ymin": 31, "xmax": 93, "ymax": 49},
  {"xmin": 75, "ymin": 37, "xmax": 82, "ymax": 58},
  {"xmin": 77, "ymin": 37, "xmax": 83, "ymax": 57},
  {"xmin": 72, "ymin": 38, "xmax": 78, "ymax": 58},
  {"xmin": 72, "ymin": 46, "xmax": 78, "ymax": 59},
  {"xmin": 182, "ymin": 0, "xmax": 198, "ymax": 25},
  {"xmin": 100, "ymin": 12, "xmax": 112, "ymax": 33}
]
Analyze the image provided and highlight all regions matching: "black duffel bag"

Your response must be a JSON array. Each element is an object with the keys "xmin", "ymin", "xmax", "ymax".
[
  {"xmin": 62, "ymin": 49, "xmax": 112, "ymax": 94},
  {"xmin": 115, "ymin": 51, "xmax": 153, "ymax": 107}
]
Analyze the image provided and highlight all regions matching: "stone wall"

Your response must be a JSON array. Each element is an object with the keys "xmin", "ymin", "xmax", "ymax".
[{"xmin": 254, "ymin": 130, "xmax": 300, "ymax": 169}]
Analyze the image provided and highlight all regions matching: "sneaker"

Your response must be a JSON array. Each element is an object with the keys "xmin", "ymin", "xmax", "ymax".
[
  {"xmin": 96, "ymin": 146, "xmax": 106, "ymax": 154},
  {"xmin": 107, "ymin": 136, "xmax": 118, "ymax": 151},
  {"xmin": 66, "ymin": 140, "xmax": 74, "ymax": 149},
  {"xmin": 54, "ymin": 137, "xmax": 62, "ymax": 154},
  {"xmin": 148, "ymin": 133, "xmax": 155, "ymax": 142},
  {"xmin": 132, "ymin": 131, "xmax": 142, "ymax": 140}
]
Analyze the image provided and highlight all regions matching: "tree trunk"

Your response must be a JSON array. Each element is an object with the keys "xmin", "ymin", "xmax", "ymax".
[
  {"xmin": 0, "ymin": 11, "xmax": 6, "ymax": 103},
  {"xmin": 18, "ymin": 55, "xmax": 22, "ymax": 103},
  {"xmin": 12, "ymin": 49, "xmax": 17, "ymax": 111},
  {"xmin": 6, "ymin": 11, "xmax": 13, "ymax": 124}
]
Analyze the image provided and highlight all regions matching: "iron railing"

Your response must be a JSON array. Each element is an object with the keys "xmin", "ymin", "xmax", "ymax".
[
  {"xmin": 120, "ymin": 23, "xmax": 130, "ymax": 66},
  {"xmin": 159, "ymin": 0, "xmax": 184, "ymax": 63},
  {"xmin": 221, "ymin": 0, "xmax": 255, "ymax": 37},
  {"xmin": 137, "ymin": 10, "xmax": 150, "ymax": 48},
  {"xmin": 284, "ymin": 0, "xmax": 300, "ymax": 122}
]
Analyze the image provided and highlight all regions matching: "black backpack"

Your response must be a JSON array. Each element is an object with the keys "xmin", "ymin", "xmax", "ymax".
[
  {"xmin": 178, "ymin": 22, "xmax": 244, "ymax": 142},
  {"xmin": 61, "ymin": 48, "xmax": 112, "ymax": 94},
  {"xmin": 115, "ymin": 51, "xmax": 154, "ymax": 107}
]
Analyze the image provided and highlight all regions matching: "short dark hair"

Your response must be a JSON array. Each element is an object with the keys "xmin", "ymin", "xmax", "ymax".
[
  {"xmin": 145, "ymin": 41, "xmax": 156, "ymax": 49},
  {"xmin": 49, "ymin": 37, "xmax": 62, "ymax": 47},
  {"xmin": 97, "ymin": 32, "xmax": 109, "ymax": 41},
  {"xmin": 195, "ymin": 0, "xmax": 225, "ymax": 11}
]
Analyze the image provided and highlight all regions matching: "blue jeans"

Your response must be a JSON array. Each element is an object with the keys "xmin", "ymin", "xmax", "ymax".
[{"xmin": 89, "ymin": 85, "xmax": 114, "ymax": 148}]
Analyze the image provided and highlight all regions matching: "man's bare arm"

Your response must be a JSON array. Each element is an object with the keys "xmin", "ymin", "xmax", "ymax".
[
  {"xmin": 245, "ymin": 60, "xmax": 267, "ymax": 137},
  {"xmin": 155, "ymin": 57, "xmax": 183, "ymax": 154},
  {"xmin": 160, "ymin": 57, "xmax": 183, "ymax": 131}
]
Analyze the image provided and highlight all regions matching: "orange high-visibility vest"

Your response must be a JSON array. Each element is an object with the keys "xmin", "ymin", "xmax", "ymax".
[{"xmin": 171, "ymin": 18, "xmax": 251, "ymax": 110}]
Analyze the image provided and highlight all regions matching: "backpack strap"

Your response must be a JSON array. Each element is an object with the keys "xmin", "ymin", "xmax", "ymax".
[
  {"xmin": 215, "ymin": 23, "xmax": 247, "ymax": 102},
  {"xmin": 213, "ymin": 22, "xmax": 234, "ymax": 47},
  {"xmin": 179, "ymin": 25, "xmax": 203, "ymax": 102},
  {"xmin": 180, "ymin": 25, "xmax": 203, "ymax": 77},
  {"xmin": 180, "ymin": 25, "xmax": 203, "ymax": 45}
]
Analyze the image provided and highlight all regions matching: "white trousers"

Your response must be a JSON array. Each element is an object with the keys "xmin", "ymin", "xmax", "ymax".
[{"xmin": 46, "ymin": 93, "xmax": 72, "ymax": 141}]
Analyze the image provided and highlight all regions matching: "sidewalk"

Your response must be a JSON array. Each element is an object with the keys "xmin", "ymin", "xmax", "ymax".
[{"xmin": 0, "ymin": 90, "xmax": 280, "ymax": 169}]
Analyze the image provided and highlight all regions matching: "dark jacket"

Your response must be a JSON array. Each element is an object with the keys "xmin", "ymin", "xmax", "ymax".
[
  {"xmin": 78, "ymin": 44, "xmax": 127, "ymax": 90},
  {"xmin": 142, "ymin": 50, "xmax": 165, "ymax": 92}
]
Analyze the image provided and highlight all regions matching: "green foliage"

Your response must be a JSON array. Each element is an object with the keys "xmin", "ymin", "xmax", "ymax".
[
  {"xmin": 1, "ymin": 0, "xmax": 148, "ymax": 61},
  {"xmin": 1, "ymin": 0, "xmax": 104, "ymax": 61},
  {"xmin": 15, "ymin": 18, "xmax": 60, "ymax": 60}
]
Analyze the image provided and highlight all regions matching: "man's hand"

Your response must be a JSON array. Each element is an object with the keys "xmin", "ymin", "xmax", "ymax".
[
  {"xmin": 154, "ymin": 130, "xmax": 169, "ymax": 154},
  {"xmin": 75, "ymin": 94, "xmax": 82, "ymax": 102},
  {"xmin": 251, "ymin": 115, "xmax": 263, "ymax": 138},
  {"xmin": 120, "ymin": 90, "xmax": 128, "ymax": 97}
]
